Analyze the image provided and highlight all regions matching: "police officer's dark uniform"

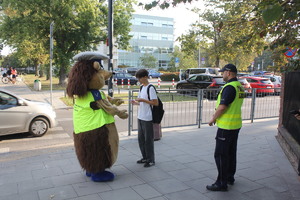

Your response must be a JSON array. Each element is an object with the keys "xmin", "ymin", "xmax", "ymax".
[{"xmin": 206, "ymin": 64, "xmax": 244, "ymax": 191}]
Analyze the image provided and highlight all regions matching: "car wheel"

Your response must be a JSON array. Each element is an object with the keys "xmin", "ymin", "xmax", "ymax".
[{"xmin": 29, "ymin": 117, "xmax": 49, "ymax": 137}]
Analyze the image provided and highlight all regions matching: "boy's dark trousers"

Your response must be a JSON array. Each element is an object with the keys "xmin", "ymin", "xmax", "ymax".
[{"xmin": 138, "ymin": 119, "xmax": 155, "ymax": 163}]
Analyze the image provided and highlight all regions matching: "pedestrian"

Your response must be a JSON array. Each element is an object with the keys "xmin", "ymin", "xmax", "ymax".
[
  {"xmin": 11, "ymin": 68, "xmax": 17, "ymax": 84},
  {"xmin": 206, "ymin": 64, "xmax": 245, "ymax": 191},
  {"xmin": 131, "ymin": 69, "xmax": 158, "ymax": 167}
]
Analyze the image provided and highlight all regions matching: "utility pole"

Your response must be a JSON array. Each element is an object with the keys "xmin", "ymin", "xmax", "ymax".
[
  {"xmin": 107, "ymin": 0, "xmax": 113, "ymax": 97},
  {"xmin": 50, "ymin": 21, "xmax": 54, "ymax": 106}
]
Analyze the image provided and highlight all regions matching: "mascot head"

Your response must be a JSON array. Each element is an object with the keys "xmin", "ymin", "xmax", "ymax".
[{"xmin": 66, "ymin": 52, "xmax": 112, "ymax": 98}]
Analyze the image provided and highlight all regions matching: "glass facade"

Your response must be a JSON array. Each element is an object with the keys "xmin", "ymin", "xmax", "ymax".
[{"xmin": 118, "ymin": 14, "xmax": 174, "ymax": 69}]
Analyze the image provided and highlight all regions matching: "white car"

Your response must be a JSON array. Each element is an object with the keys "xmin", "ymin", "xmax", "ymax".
[
  {"xmin": 261, "ymin": 75, "xmax": 281, "ymax": 94},
  {"xmin": 0, "ymin": 89, "xmax": 57, "ymax": 137}
]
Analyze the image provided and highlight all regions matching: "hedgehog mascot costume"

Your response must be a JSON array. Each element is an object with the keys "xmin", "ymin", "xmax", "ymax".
[{"xmin": 66, "ymin": 52, "xmax": 128, "ymax": 182}]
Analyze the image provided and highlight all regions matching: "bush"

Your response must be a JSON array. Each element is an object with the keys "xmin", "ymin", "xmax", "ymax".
[{"xmin": 160, "ymin": 72, "xmax": 180, "ymax": 81}]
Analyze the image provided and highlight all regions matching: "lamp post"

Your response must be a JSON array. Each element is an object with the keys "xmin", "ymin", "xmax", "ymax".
[{"xmin": 107, "ymin": 0, "xmax": 113, "ymax": 97}]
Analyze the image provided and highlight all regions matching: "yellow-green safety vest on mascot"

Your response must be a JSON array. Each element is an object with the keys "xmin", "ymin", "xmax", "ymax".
[
  {"xmin": 73, "ymin": 91, "xmax": 115, "ymax": 134},
  {"xmin": 216, "ymin": 81, "xmax": 244, "ymax": 130}
]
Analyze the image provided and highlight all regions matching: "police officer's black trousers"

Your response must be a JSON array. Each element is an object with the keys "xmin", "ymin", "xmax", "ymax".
[{"xmin": 214, "ymin": 128, "xmax": 240, "ymax": 187}]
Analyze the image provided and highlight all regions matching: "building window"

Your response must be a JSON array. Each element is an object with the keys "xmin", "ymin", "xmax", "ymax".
[{"xmin": 141, "ymin": 36, "xmax": 147, "ymax": 39}]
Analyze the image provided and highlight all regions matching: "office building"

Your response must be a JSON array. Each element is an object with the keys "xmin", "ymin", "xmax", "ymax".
[{"xmin": 117, "ymin": 14, "xmax": 174, "ymax": 69}]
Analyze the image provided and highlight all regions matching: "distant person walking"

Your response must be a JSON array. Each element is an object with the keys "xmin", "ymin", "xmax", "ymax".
[
  {"xmin": 131, "ymin": 69, "xmax": 158, "ymax": 167},
  {"xmin": 206, "ymin": 64, "xmax": 244, "ymax": 191},
  {"xmin": 11, "ymin": 68, "xmax": 17, "ymax": 84}
]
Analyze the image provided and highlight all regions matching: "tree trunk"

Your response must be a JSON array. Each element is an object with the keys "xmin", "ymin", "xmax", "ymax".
[
  {"xmin": 59, "ymin": 66, "xmax": 67, "ymax": 86},
  {"xmin": 35, "ymin": 63, "xmax": 40, "ymax": 77}
]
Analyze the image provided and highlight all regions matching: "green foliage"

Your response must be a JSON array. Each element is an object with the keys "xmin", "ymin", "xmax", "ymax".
[
  {"xmin": 140, "ymin": 53, "xmax": 157, "ymax": 68},
  {"xmin": 0, "ymin": 0, "xmax": 135, "ymax": 84},
  {"xmin": 160, "ymin": 72, "xmax": 180, "ymax": 81}
]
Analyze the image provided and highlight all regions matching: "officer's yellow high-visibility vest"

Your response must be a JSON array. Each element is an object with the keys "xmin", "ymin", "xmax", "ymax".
[
  {"xmin": 216, "ymin": 81, "xmax": 244, "ymax": 130},
  {"xmin": 73, "ymin": 91, "xmax": 115, "ymax": 134}
]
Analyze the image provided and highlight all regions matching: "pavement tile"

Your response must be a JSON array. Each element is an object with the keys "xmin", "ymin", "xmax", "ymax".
[
  {"xmin": 205, "ymin": 190, "xmax": 253, "ymax": 200},
  {"xmin": 156, "ymin": 160, "xmax": 187, "ymax": 172},
  {"xmin": 184, "ymin": 177, "xmax": 215, "ymax": 193},
  {"xmin": 168, "ymin": 168, "xmax": 205, "ymax": 182},
  {"xmin": 238, "ymin": 167, "xmax": 273, "ymax": 181},
  {"xmin": 38, "ymin": 185, "xmax": 78, "ymax": 200},
  {"xmin": 106, "ymin": 173, "xmax": 144, "ymax": 190},
  {"xmin": 0, "ymin": 191, "xmax": 39, "ymax": 200},
  {"xmin": 227, "ymin": 176, "xmax": 264, "ymax": 193},
  {"xmin": 164, "ymin": 188, "xmax": 210, "ymax": 200},
  {"xmin": 99, "ymin": 187, "xmax": 143, "ymax": 200},
  {"xmin": 72, "ymin": 181, "xmax": 111, "ymax": 196},
  {"xmin": 18, "ymin": 178, "xmax": 54, "ymax": 193},
  {"xmin": 244, "ymin": 187, "xmax": 292, "ymax": 200},
  {"xmin": 0, "ymin": 183, "xmax": 18, "ymax": 197},
  {"xmin": 131, "ymin": 183, "xmax": 162, "ymax": 199},
  {"xmin": 135, "ymin": 168, "xmax": 170, "ymax": 182},
  {"xmin": 256, "ymin": 176, "xmax": 289, "ymax": 193},
  {"xmin": 32, "ymin": 167, "xmax": 64, "ymax": 179},
  {"xmin": 51, "ymin": 172, "xmax": 87, "ymax": 186},
  {"xmin": 148, "ymin": 178, "xmax": 190, "ymax": 194},
  {"xmin": 72, "ymin": 194, "xmax": 102, "ymax": 200}
]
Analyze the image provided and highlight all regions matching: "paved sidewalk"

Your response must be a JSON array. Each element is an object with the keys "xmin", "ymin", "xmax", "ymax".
[{"xmin": 1, "ymin": 81, "xmax": 300, "ymax": 200}]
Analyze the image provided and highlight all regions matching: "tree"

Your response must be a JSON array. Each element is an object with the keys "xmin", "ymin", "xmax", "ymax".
[
  {"xmin": 140, "ymin": 0, "xmax": 300, "ymax": 50},
  {"xmin": 140, "ymin": 53, "xmax": 157, "ymax": 68},
  {"xmin": 0, "ymin": 0, "xmax": 135, "ymax": 85}
]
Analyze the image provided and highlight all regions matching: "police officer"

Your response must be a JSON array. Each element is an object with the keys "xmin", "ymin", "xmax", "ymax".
[{"xmin": 206, "ymin": 64, "xmax": 244, "ymax": 191}]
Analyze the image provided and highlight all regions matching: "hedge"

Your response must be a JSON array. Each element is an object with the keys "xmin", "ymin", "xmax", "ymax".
[{"xmin": 160, "ymin": 72, "xmax": 180, "ymax": 81}]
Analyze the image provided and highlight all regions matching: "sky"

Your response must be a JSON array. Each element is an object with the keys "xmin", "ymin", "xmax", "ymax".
[{"xmin": 1, "ymin": 0, "xmax": 206, "ymax": 56}]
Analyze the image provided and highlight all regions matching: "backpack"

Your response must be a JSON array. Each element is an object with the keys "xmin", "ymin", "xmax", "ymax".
[{"xmin": 140, "ymin": 84, "xmax": 165, "ymax": 124}]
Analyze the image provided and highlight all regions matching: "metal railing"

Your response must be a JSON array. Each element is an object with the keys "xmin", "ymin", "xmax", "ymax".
[{"xmin": 128, "ymin": 88, "xmax": 280, "ymax": 135}]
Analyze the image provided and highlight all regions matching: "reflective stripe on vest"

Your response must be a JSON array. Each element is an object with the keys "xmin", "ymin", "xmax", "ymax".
[
  {"xmin": 216, "ymin": 81, "xmax": 244, "ymax": 130},
  {"xmin": 73, "ymin": 91, "xmax": 115, "ymax": 134}
]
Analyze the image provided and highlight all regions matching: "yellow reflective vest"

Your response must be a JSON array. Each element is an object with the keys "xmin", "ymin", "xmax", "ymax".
[
  {"xmin": 73, "ymin": 91, "xmax": 115, "ymax": 134},
  {"xmin": 216, "ymin": 81, "xmax": 244, "ymax": 130}
]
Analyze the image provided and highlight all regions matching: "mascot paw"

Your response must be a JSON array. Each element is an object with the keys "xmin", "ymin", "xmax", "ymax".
[
  {"xmin": 91, "ymin": 171, "xmax": 115, "ymax": 182},
  {"xmin": 113, "ymin": 99, "xmax": 124, "ymax": 106},
  {"xmin": 118, "ymin": 110, "xmax": 129, "ymax": 119}
]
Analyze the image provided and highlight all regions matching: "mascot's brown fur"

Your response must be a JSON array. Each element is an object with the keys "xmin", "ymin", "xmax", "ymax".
[{"xmin": 66, "ymin": 52, "xmax": 128, "ymax": 181}]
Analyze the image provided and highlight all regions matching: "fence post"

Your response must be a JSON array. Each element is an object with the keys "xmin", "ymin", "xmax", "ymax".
[
  {"xmin": 128, "ymin": 90, "xmax": 132, "ymax": 136},
  {"xmin": 197, "ymin": 89, "xmax": 203, "ymax": 128},
  {"xmin": 250, "ymin": 88, "xmax": 256, "ymax": 123}
]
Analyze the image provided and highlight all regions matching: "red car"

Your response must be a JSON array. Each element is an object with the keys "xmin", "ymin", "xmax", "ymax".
[
  {"xmin": 238, "ymin": 78, "xmax": 252, "ymax": 95},
  {"xmin": 244, "ymin": 77, "xmax": 274, "ymax": 96}
]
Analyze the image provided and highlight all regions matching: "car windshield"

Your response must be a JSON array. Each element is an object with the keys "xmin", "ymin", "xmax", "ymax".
[
  {"xmin": 238, "ymin": 78, "xmax": 247, "ymax": 83},
  {"xmin": 190, "ymin": 69, "xmax": 206, "ymax": 74},
  {"xmin": 124, "ymin": 73, "xmax": 133, "ymax": 78},
  {"xmin": 260, "ymin": 79, "xmax": 272, "ymax": 84}
]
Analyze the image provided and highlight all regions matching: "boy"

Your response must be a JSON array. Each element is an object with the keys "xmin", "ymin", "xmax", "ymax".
[{"xmin": 131, "ymin": 69, "xmax": 158, "ymax": 167}]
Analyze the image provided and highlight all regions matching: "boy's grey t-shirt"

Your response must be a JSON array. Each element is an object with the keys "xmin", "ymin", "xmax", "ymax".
[{"xmin": 137, "ymin": 84, "xmax": 157, "ymax": 121}]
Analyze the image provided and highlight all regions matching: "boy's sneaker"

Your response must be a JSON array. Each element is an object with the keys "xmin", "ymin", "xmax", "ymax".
[
  {"xmin": 137, "ymin": 159, "xmax": 147, "ymax": 164},
  {"xmin": 144, "ymin": 162, "xmax": 155, "ymax": 168}
]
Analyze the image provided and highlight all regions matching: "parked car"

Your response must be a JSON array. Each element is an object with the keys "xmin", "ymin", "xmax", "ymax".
[
  {"xmin": 243, "ymin": 77, "xmax": 274, "ymax": 96},
  {"xmin": 261, "ymin": 75, "xmax": 281, "ymax": 94},
  {"xmin": 176, "ymin": 74, "xmax": 213, "ymax": 95},
  {"xmin": 206, "ymin": 76, "xmax": 226, "ymax": 99},
  {"xmin": 112, "ymin": 72, "xmax": 138, "ymax": 85},
  {"xmin": 238, "ymin": 78, "xmax": 252, "ymax": 95},
  {"xmin": 148, "ymin": 69, "xmax": 162, "ymax": 78},
  {"xmin": 180, "ymin": 67, "xmax": 220, "ymax": 80},
  {"xmin": 0, "ymin": 89, "xmax": 57, "ymax": 137},
  {"xmin": 125, "ymin": 67, "xmax": 139, "ymax": 76}
]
